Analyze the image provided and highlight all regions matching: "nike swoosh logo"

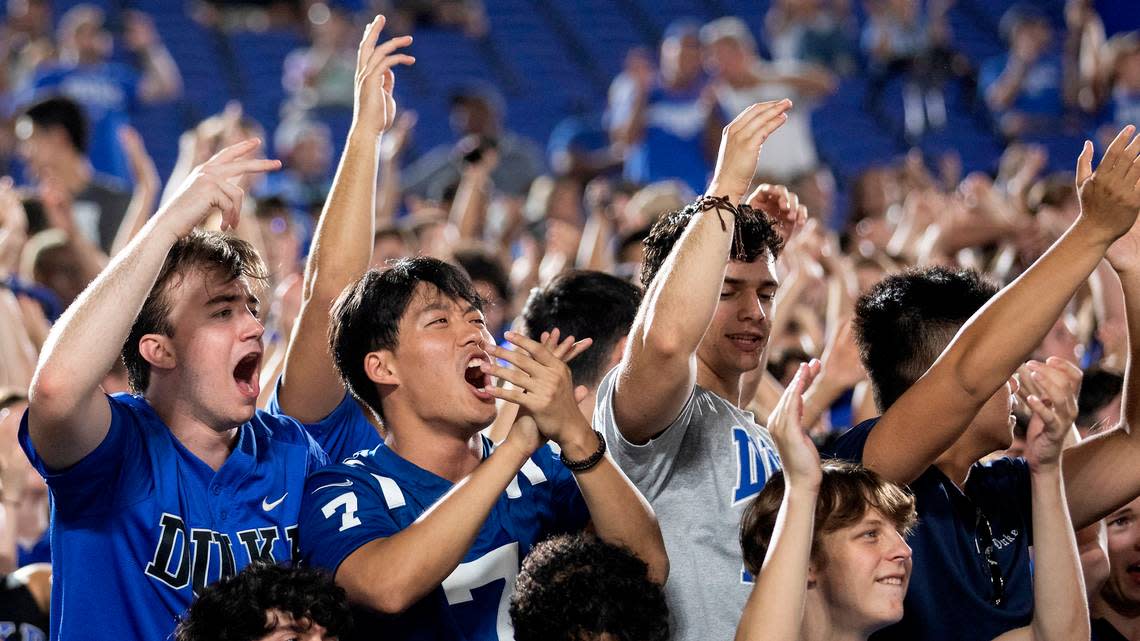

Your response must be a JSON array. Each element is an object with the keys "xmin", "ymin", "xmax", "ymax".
[
  {"xmin": 310, "ymin": 479, "xmax": 353, "ymax": 494},
  {"xmin": 261, "ymin": 492, "xmax": 288, "ymax": 511}
]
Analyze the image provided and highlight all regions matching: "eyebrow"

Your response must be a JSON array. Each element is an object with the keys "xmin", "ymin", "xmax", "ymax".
[
  {"xmin": 206, "ymin": 293, "xmax": 260, "ymax": 307},
  {"xmin": 418, "ymin": 300, "xmax": 479, "ymax": 315},
  {"xmin": 723, "ymin": 277, "xmax": 778, "ymax": 288}
]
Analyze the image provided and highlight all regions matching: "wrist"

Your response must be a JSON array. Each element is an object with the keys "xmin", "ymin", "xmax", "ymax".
[
  {"xmin": 785, "ymin": 479, "xmax": 822, "ymax": 499},
  {"xmin": 495, "ymin": 435, "xmax": 537, "ymax": 467},
  {"xmin": 555, "ymin": 423, "xmax": 599, "ymax": 461},
  {"xmin": 705, "ymin": 180, "xmax": 748, "ymax": 203},
  {"xmin": 1070, "ymin": 215, "xmax": 1118, "ymax": 251}
]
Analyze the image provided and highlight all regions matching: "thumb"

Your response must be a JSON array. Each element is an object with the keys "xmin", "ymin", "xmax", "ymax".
[{"xmin": 1076, "ymin": 140, "xmax": 1093, "ymax": 186}]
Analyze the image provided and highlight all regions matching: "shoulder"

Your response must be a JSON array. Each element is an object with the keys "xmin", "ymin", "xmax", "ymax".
[
  {"xmin": 823, "ymin": 416, "xmax": 881, "ymax": 461},
  {"xmin": 249, "ymin": 410, "xmax": 329, "ymax": 465}
]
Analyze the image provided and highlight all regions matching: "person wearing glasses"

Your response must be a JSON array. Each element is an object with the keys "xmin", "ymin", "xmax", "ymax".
[
  {"xmin": 738, "ymin": 359, "xmax": 1088, "ymax": 641},
  {"xmin": 823, "ymin": 125, "xmax": 1140, "ymax": 641}
]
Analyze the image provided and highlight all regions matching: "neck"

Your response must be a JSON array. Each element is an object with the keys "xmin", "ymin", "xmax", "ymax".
[
  {"xmin": 696, "ymin": 357, "xmax": 742, "ymax": 406},
  {"xmin": 382, "ymin": 406, "xmax": 483, "ymax": 483},
  {"xmin": 1098, "ymin": 603, "xmax": 1140, "ymax": 638},
  {"xmin": 802, "ymin": 596, "xmax": 871, "ymax": 641},
  {"xmin": 146, "ymin": 387, "xmax": 240, "ymax": 472},
  {"xmin": 932, "ymin": 426, "xmax": 995, "ymax": 488}
]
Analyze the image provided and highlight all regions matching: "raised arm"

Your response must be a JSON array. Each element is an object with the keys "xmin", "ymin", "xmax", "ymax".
[
  {"xmin": 994, "ymin": 369, "xmax": 1089, "ymax": 641},
  {"xmin": 124, "ymin": 11, "xmax": 183, "ymax": 103},
  {"xmin": 736, "ymin": 361, "xmax": 822, "ymax": 641},
  {"xmin": 27, "ymin": 139, "xmax": 280, "ymax": 470},
  {"xmin": 277, "ymin": 16, "xmax": 413, "ymax": 423},
  {"xmin": 486, "ymin": 330, "xmax": 668, "ymax": 582},
  {"xmin": 1061, "ymin": 150, "xmax": 1140, "ymax": 527},
  {"xmin": 867, "ymin": 127, "xmax": 1140, "ymax": 485},
  {"xmin": 613, "ymin": 100, "xmax": 791, "ymax": 444},
  {"xmin": 110, "ymin": 126, "xmax": 160, "ymax": 257}
]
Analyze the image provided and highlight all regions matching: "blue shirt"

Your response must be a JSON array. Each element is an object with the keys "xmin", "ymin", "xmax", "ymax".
[
  {"xmin": 298, "ymin": 438, "xmax": 590, "ymax": 641},
  {"xmin": 266, "ymin": 385, "xmax": 383, "ymax": 464},
  {"xmin": 16, "ymin": 532, "xmax": 49, "ymax": 568},
  {"xmin": 979, "ymin": 53, "xmax": 1065, "ymax": 117},
  {"xmin": 826, "ymin": 418, "xmax": 1034, "ymax": 641},
  {"xmin": 18, "ymin": 394, "xmax": 329, "ymax": 641},
  {"xmin": 617, "ymin": 79, "xmax": 712, "ymax": 194},
  {"xmin": 32, "ymin": 63, "xmax": 140, "ymax": 182}
]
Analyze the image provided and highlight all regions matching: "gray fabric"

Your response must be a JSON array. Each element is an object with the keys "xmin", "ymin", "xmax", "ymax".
[
  {"xmin": 75, "ymin": 175, "xmax": 131, "ymax": 254},
  {"xmin": 593, "ymin": 367, "xmax": 782, "ymax": 641}
]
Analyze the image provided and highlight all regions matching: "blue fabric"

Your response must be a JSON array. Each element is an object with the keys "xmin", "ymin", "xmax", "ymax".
[
  {"xmin": 266, "ymin": 383, "xmax": 382, "ymax": 464},
  {"xmin": 19, "ymin": 394, "xmax": 329, "ymax": 641},
  {"xmin": 298, "ymin": 438, "xmax": 590, "ymax": 640},
  {"xmin": 31, "ymin": 63, "xmax": 141, "ymax": 182},
  {"xmin": 979, "ymin": 54, "xmax": 1064, "ymax": 117},
  {"xmin": 16, "ymin": 530, "xmax": 50, "ymax": 567},
  {"xmin": 826, "ymin": 418, "xmax": 1034, "ymax": 641},
  {"xmin": 619, "ymin": 79, "xmax": 712, "ymax": 194}
]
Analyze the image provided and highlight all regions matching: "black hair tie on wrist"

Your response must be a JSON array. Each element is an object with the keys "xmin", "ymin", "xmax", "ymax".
[{"xmin": 560, "ymin": 431, "xmax": 607, "ymax": 472}]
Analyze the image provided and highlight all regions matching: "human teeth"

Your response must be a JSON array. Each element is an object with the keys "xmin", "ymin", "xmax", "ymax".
[
  {"xmin": 468, "ymin": 358, "xmax": 485, "ymax": 368},
  {"xmin": 878, "ymin": 578, "xmax": 902, "ymax": 585}
]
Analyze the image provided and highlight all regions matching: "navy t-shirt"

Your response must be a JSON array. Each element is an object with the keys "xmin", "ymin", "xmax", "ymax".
[
  {"xmin": 826, "ymin": 418, "xmax": 1034, "ymax": 641},
  {"xmin": 1091, "ymin": 618, "xmax": 1127, "ymax": 641}
]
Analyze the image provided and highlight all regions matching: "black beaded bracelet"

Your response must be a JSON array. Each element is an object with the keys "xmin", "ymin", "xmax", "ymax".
[{"xmin": 560, "ymin": 431, "xmax": 607, "ymax": 472}]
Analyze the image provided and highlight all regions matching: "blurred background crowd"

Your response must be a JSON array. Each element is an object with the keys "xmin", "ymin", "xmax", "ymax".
[{"xmin": 0, "ymin": 0, "xmax": 1139, "ymax": 619}]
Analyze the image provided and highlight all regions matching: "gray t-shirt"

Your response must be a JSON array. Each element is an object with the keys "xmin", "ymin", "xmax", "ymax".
[{"xmin": 593, "ymin": 367, "xmax": 782, "ymax": 641}]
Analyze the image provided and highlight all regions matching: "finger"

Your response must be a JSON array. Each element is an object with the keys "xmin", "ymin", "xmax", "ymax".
[
  {"xmin": 504, "ymin": 330, "xmax": 557, "ymax": 367},
  {"xmin": 365, "ymin": 34, "xmax": 413, "ymax": 68},
  {"xmin": 481, "ymin": 360, "xmax": 531, "ymax": 390},
  {"xmin": 212, "ymin": 158, "xmax": 283, "ymax": 179},
  {"xmin": 573, "ymin": 385, "xmax": 589, "ymax": 404},
  {"xmin": 745, "ymin": 183, "xmax": 773, "ymax": 206},
  {"xmin": 364, "ymin": 52, "xmax": 416, "ymax": 79},
  {"xmin": 726, "ymin": 100, "xmax": 786, "ymax": 130},
  {"xmin": 1043, "ymin": 356, "xmax": 1083, "ymax": 385},
  {"xmin": 561, "ymin": 338, "xmax": 593, "ymax": 363},
  {"xmin": 743, "ymin": 108, "xmax": 790, "ymax": 146},
  {"xmin": 217, "ymin": 180, "xmax": 244, "ymax": 230},
  {"xmin": 486, "ymin": 385, "xmax": 527, "ymax": 406},
  {"xmin": 357, "ymin": 15, "xmax": 384, "ymax": 65},
  {"xmin": 548, "ymin": 328, "xmax": 561, "ymax": 347},
  {"xmin": 1075, "ymin": 140, "xmax": 1093, "ymax": 185},
  {"xmin": 1101, "ymin": 125, "xmax": 1135, "ymax": 175},
  {"xmin": 1024, "ymin": 394, "xmax": 1059, "ymax": 428},
  {"xmin": 485, "ymin": 342, "xmax": 541, "ymax": 377},
  {"xmin": 208, "ymin": 138, "xmax": 261, "ymax": 165},
  {"xmin": 737, "ymin": 101, "xmax": 792, "ymax": 140}
]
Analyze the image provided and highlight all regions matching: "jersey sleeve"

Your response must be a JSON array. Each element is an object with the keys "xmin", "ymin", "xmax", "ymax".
[
  {"xmin": 297, "ymin": 464, "xmax": 403, "ymax": 575},
  {"xmin": 592, "ymin": 367, "xmax": 695, "ymax": 499},
  {"xmin": 18, "ymin": 394, "xmax": 150, "ymax": 517},
  {"xmin": 267, "ymin": 379, "xmax": 382, "ymax": 464},
  {"xmin": 823, "ymin": 417, "xmax": 878, "ymax": 463}
]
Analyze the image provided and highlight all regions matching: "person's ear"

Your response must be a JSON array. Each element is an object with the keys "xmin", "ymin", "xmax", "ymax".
[
  {"xmin": 365, "ymin": 350, "xmax": 399, "ymax": 387},
  {"xmin": 138, "ymin": 334, "xmax": 176, "ymax": 372}
]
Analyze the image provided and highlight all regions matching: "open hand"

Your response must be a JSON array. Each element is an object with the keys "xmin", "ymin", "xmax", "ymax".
[
  {"xmin": 768, "ymin": 359, "xmax": 822, "ymax": 487},
  {"xmin": 707, "ymin": 99, "xmax": 792, "ymax": 200},
  {"xmin": 353, "ymin": 15, "xmax": 415, "ymax": 138},
  {"xmin": 1017, "ymin": 358, "xmax": 1080, "ymax": 471},
  {"xmin": 1075, "ymin": 126, "xmax": 1140, "ymax": 248},
  {"xmin": 157, "ymin": 138, "xmax": 281, "ymax": 238},
  {"xmin": 747, "ymin": 183, "xmax": 807, "ymax": 244}
]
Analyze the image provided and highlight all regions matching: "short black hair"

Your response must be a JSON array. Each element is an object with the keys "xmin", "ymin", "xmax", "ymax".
[
  {"xmin": 122, "ymin": 230, "xmax": 267, "ymax": 393},
  {"xmin": 174, "ymin": 562, "xmax": 351, "ymax": 641},
  {"xmin": 854, "ymin": 266, "xmax": 998, "ymax": 410},
  {"xmin": 639, "ymin": 200, "xmax": 782, "ymax": 289},
  {"xmin": 521, "ymin": 270, "xmax": 642, "ymax": 389},
  {"xmin": 22, "ymin": 95, "xmax": 89, "ymax": 153},
  {"xmin": 1077, "ymin": 367, "xmax": 1124, "ymax": 430},
  {"xmin": 452, "ymin": 245, "xmax": 511, "ymax": 303},
  {"xmin": 328, "ymin": 257, "xmax": 483, "ymax": 419},
  {"xmin": 510, "ymin": 533, "xmax": 669, "ymax": 641}
]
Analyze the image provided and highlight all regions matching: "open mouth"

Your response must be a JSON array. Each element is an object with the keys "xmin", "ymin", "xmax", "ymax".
[
  {"xmin": 464, "ymin": 356, "xmax": 494, "ymax": 402},
  {"xmin": 1127, "ymin": 563, "xmax": 1140, "ymax": 584},
  {"xmin": 875, "ymin": 576, "xmax": 905, "ymax": 586},
  {"xmin": 233, "ymin": 352, "xmax": 261, "ymax": 400}
]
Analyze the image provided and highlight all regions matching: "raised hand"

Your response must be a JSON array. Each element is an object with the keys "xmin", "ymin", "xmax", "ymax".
[
  {"xmin": 353, "ymin": 15, "xmax": 415, "ymax": 138},
  {"xmin": 484, "ymin": 330, "xmax": 593, "ymax": 449},
  {"xmin": 1017, "ymin": 358, "xmax": 1081, "ymax": 471},
  {"xmin": 157, "ymin": 139, "xmax": 281, "ymax": 239},
  {"xmin": 747, "ymin": 183, "xmax": 807, "ymax": 244},
  {"xmin": 707, "ymin": 99, "xmax": 792, "ymax": 200},
  {"xmin": 1075, "ymin": 125, "xmax": 1140, "ymax": 246},
  {"xmin": 768, "ymin": 359, "xmax": 823, "ymax": 487},
  {"xmin": 0, "ymin": 178, "xmax": 28, "ymax": 274}
]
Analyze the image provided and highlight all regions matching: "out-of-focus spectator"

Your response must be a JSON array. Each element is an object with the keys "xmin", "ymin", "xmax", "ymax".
[
  {"xmin": 253, "ymin": 195, "xmax": 303, "ymax": 285},
  {"xmin": 383, "ymin": 0, "xmax": 488, "ymax": 38},
  {"xmin": 270, "ymin": 118, "xmax": 334, "ymax": 217},
  {"xmin": 862, "ymin": 0, "xmax": 954, "ymax": 140},
  {"xmin": 16, "ymin": 96, "xmax": 129, "ymax": 254},
  {"xmin": 1095, "ymin": 33, "xmax": 1140, "ymax": 146},
  {"xmin": 402, "ymin": 84, "xmax": 543, "ymax": 200},
  {"xmin": 283, "ymin": 3, "xmax": 357, "ymax": 116},
  {"xmin": 29, "ymin": 5, "xmax": 182, "ymax": 182},
  {"xmin": 702, "ymin": 17, "xmax": 836, "ymax": 184},
  {"xmin": 980, "ymin": 4, "xmax": 1068, "ymax": 139},
  {"xmin": 1094, "ymin": 495, "xmax": 1140, "ymax": 640},
  {"xmin": 764, "ymin": 0, "xmax": 857, "ymax": 74},
  {"xmin": 608, "ymin": 20, "xmax": 720, "ymax": 195}
]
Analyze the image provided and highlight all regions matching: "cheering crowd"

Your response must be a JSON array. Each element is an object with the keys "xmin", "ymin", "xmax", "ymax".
[{"xmin": 3, "ymin": 1, "xmax": 1140, "ymax": 640}]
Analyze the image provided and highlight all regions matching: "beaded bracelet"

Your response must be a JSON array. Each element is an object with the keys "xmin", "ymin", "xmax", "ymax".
[{"xmin": 559, "ymin": 430, "xmax": 607, "ymax": 472}]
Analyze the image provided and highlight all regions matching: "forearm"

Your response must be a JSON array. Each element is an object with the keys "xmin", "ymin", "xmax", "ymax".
[
  {"xmin": 304, "ymin": 129, "xmax": 379, "ymax": 302},
  {"xmin": 138, "ymin": 45, "xmax": 182, "ymax": 101},
  {"xmin": 31, "ymin": 219, "xmax": 173, "ymax": 419},
  {"xmin": 1028, "ymin": 466, "xmax": 1089, "ymax": 641},
  {"xmin": 449, "ymin": 169, "xmax": 490, "ymax": 241},
  {"xmin": 561, "ymin": 430, "xmax": 668, "ymax": 583},
  {"xmin": 340, "ymin": 440, "xmax": 530, "ymax": 613},
  {"xmin": 987, "ymin": 62, "xmax": 1028, "ymax": 111},
  {"xmin": 111, "ymin": 172, "xmax": 159, "ymax": 257},
  {"xmin": 375, "ymin": 155, "xmax": 400, "ymax": 227},
  {"xmin": 735, "ymin": 485, "xmax": 817, "ymax": 641},
  {"xmin": 1117, "ymin": 265, "xmax": 1140, "ymax": 427}
]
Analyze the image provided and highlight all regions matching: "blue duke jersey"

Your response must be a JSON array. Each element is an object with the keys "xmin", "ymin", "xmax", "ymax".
[
  {"xmin": 18, "ymin": 394, "xmax": 329, "ymax": 641},
  {"xmin": 267, "ymin": 386, "xmax": 383, "ymax": 462},
  {"xmin": 298, "ymin": 438, "xmax": 590, "ymax": 641}
]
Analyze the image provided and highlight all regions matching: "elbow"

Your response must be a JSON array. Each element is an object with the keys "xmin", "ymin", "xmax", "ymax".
[
  {"xmin": 646, "ymin": 545, "xmax": 670, "ymax": 585},
  {"xmin": 352, "ymin": 575, "xmax": 418, "ymax": 615}
]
